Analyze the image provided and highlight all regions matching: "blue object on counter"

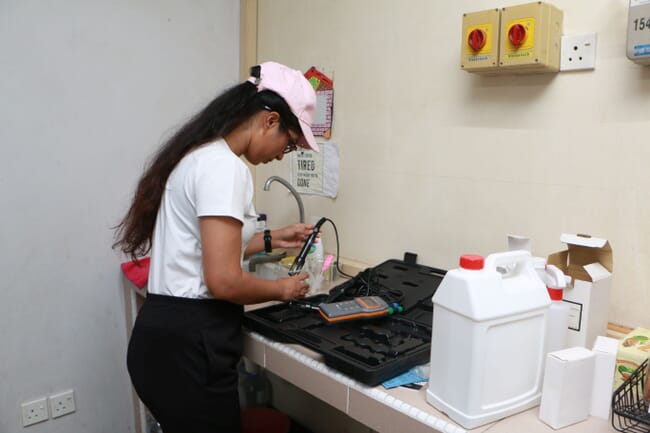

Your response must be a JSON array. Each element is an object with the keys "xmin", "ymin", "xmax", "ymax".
[{"xmin": 382, "ymin": 366, "xmax": 429, "ymax": 389}]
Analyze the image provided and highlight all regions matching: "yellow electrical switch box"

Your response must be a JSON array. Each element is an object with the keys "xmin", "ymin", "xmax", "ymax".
[
  {"xmin": 460, "ymin": 8, "xmax": 501, "ymax": 73},
  {"xmin": 499, "ymin": 2, "xmax": 563, "ymax": 73}
]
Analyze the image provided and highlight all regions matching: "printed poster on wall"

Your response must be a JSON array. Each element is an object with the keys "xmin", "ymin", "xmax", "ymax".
[
  {"xmin": 304, "ymin": 67, "xmax": 333, "ymax": 138},
  {"xmin": 290, "ymin": 142, "xmax": 339, "ymax": 198}
]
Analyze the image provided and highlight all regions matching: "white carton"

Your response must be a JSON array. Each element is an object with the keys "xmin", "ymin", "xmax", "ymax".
[
  {"xmin": 507, "ymin": 234, "xmax": 532, "ymax": 252},
  {"xmin": 590, "ymin": 336, "xmax": 619, "ymax": 419},
  {"xmin": 547, "ymin": 234, "xmax": 613, "ymax": 348},
  {"xmin": 539, "ymin": 347, "xmax": 595, "ymax": 429}
]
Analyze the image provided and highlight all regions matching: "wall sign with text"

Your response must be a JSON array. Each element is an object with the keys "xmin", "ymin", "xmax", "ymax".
[{"xmin": 305, "ymin": 67, "xmax": 334, "ymax": 139}]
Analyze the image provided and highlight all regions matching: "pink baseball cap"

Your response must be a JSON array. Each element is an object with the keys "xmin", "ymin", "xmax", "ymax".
[{"xmin": 248, "ymin": 62, "xmax": 319, "ymax": 152}]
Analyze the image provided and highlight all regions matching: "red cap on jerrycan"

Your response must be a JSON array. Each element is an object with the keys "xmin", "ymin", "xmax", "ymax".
[{"xmin": 460, "ymin": 254, "xmax": 484, "ymax": 270}]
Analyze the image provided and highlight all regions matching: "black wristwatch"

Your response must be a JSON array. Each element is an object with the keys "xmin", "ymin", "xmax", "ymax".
[{"xmin": 264, "ymin": 229, "xmax": 272, "ymax": 253}]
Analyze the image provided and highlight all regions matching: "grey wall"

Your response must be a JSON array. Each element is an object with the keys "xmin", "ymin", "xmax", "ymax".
[{"xmin": 0, "ymin": 1, "xmax": 239, "ymax": 431}]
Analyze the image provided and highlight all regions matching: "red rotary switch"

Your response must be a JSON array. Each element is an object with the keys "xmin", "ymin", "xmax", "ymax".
[
  {"xmin": 508, "ymin": 23, "xmax": 527, "ymax": 46},
  {"xmin": 467, "ymin": 28, "xmax": 487, "ymax": 51}
]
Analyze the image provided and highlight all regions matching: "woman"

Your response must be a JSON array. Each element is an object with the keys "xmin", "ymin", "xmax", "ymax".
[{"xmin": 113, "ymin": 62, "xmax": 318, "ymax": 433}]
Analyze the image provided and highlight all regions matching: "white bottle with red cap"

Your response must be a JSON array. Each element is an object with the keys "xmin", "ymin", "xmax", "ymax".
[
  {"xmin": 427, "ymin": 250, "xmax": 551, "ymax": 429},
  {"xmin": 542, "ymin": 264, "xmax": 570, "ymax": 354}
]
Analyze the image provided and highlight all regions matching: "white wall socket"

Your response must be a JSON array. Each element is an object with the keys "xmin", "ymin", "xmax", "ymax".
[
  {"xmin": 560, "ymin": 33, "xmax": 597, "ymax": 71},
  {"xmin": 49, "ymin": 389, "xmax": 76, "ymax": 419},
  {"xmin": 21, "ymin": 397, "xmax": 49, "ymax": 427}
]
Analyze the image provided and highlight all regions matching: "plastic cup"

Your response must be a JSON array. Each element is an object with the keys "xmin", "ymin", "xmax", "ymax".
[{"xmin": 306, "ymin": 256, "xmax": 324, "ymax": 295}]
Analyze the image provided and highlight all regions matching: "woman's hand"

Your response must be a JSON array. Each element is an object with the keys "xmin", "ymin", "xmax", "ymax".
[
  {"xmin": 242, "ymin": 222, "xmax": 320, "ymax": 258},
  {"xmin": 272, "ymin": 223, "xmax": 319, "ymax": 249},
  {"xmin": 277, "ymin": 273, "xmax": 310, "ymax": 301}
]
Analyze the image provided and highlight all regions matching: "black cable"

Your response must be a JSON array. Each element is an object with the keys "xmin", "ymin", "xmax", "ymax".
[
  {"xmin": 322, "ymin": 217, "xmax": 354, "ymax": 279},
  {"xmin": 320, "ymin": 218, "xmax": 405, "ymax": 305}
]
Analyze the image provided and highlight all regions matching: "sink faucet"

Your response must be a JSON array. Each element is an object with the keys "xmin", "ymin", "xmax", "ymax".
[{"xmin": 263, "ymin": 176, "xmax": 305, "ymax": 223}]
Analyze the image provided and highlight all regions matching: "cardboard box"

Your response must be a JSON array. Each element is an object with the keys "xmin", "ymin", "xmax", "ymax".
[
  {"xmin": 590, "ymin": 336, "xmax": 619, "ymax": 419},
  {"xmin": 547, "ymin": 234, "xmax": 613, "ymax": 348},
  {"xmin": 613, "ymin": 327, "xmax": 650, "ymax": 390},
  {"xmin": 539, "ymin": 347, "xmax": 595, "ymax": 429}
]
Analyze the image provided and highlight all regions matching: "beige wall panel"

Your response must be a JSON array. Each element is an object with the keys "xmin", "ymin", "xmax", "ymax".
[{"xmin": 253, "ymin": 0, "xmax": 650, "ymax": 330}]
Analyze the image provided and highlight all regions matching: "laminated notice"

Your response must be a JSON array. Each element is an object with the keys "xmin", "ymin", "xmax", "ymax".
[{"xmin": 290, "ymin": 141, "xmax": 339, "ymax": 198}]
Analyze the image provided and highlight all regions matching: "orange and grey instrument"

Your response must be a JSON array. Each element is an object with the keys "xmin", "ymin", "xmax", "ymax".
[{"xmin": 318, "ymin": 296, "xmax": 393, "ymax": 324}]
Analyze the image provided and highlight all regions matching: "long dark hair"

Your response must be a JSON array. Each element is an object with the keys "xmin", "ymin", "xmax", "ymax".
[{"xmin": 113, "ymin": 81, "xmax": 300, "ymax": 261}]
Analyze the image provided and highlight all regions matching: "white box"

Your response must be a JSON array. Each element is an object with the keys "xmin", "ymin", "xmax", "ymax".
[
  {"xmin": 547, "ymin": 234, "xmax": 613, "ymax": 348},
  {"xmin": 539, "ymin": 347, "xmax": 595, "ymax": 429},
  {"xmin": 590, "ymin": 336, "xmax": 619, "ymax": 419}
]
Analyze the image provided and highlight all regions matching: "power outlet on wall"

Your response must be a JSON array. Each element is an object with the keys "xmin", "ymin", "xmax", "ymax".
[
  {"xmin": 560, "ymin": 33, "xmax": 597, "ymax": 71},
  {"xmin": 21, "ymin": 397, "xmax": 49, "ymax": 427},
  {"xmin": 49, "ymin": 389, "xmax": 76, "ymax": 419}
]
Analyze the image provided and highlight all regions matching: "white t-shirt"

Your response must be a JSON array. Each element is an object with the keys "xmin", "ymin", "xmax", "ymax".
[{"xmin": 148, "ymin": 139, "xmax": 257, "ymax": 299}]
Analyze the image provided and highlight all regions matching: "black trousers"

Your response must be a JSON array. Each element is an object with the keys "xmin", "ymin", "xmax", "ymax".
[{"xmin": 127, "ymin": 293, "xmax": 244, "ymax": 433}]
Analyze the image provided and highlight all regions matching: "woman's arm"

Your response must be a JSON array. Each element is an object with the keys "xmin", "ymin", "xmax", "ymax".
[
  {"xmin": 200, "ymin": 216, "xmax": 309, "ymax": 304},
  {"xmin": 243, "ymin": 223, "xmax": 316, "ymax": 257}
]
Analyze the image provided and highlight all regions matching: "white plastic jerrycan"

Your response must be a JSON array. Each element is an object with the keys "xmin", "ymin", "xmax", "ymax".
[{"xmin": 426, "ymin": 251, "xmax": 551, "ymax": 429}]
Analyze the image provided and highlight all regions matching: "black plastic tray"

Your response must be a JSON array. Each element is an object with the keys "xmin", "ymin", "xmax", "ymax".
[{"xmin": 243, "ymin": 259, "xmax": 446, "ymax": 386}]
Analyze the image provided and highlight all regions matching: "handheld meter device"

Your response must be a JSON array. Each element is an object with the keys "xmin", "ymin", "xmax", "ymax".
[{"xmin": 318, "ymin": 296, "xmax": 393, "ymax": 324}]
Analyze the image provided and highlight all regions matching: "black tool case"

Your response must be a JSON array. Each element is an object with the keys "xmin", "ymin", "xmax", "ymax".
[{"xmin": 243, "ymin": 259, "xmax": 446, "ymax": 386}]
